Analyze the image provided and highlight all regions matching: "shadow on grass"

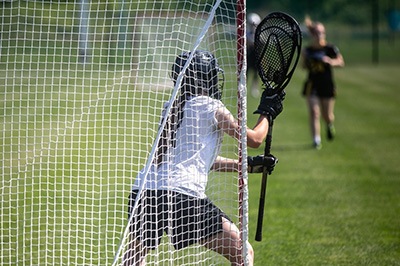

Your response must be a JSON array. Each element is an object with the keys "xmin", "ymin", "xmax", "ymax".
[{"xmin": 272, "ymin": 143, "xmax": 316, "ymax": 152}]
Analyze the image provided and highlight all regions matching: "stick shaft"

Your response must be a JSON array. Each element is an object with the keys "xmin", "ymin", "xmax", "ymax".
[{"xmin": 255, "ymin": 122, "xmax": 273, "ymax": 241}]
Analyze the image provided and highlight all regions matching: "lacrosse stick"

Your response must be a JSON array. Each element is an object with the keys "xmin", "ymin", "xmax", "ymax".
[{"xmin": 254, "ymin": 11, "xmax": 302, "ymax": 242}]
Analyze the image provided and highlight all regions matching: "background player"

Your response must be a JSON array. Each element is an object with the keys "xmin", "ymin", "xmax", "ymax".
[
  {"xmin": 301, "ymin": 16, "xmax": 345, "ymax": 149},
  {"xmin": 247, "ymin": 13, "xmax": 262, "ymax": 97}
]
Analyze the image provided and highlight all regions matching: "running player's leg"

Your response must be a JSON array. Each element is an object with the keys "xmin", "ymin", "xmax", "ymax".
[
  {"xmin": 320, "ymin": 97, "xmax": 335, "ymax": 125},
  {"xmin": 307, "ymin": 95, "xmax": 322, "ymax": 148},
  {"xmin": 320, "ymin": 97, "xmax": 336, "ymax": 140}
]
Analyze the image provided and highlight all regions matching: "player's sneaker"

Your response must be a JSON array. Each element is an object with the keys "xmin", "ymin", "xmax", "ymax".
[
  {"xmin": 313, "ymin": 141, "xmax": 322, "ymax": 150},
  {"xmin": 327, "ymin": 124, "xmax": 336, "ymax": 141}
]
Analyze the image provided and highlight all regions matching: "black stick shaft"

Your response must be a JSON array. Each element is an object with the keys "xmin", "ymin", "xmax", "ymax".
[{"xmin": 255, "ymin": 121, "xmax": 273, "ymax": 241}]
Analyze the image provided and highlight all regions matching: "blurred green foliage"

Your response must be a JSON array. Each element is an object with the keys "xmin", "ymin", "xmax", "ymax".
[
  {"xmin": 248, "ymin": 0, "xmax": 399, "ymax": 26},
  {"xmin": 1, "ymin": 0, "xmax": 399, "ymax": 66},
  {"xmin": 247, "ymin": 0, "xmax": 400, "ymax": 65}
]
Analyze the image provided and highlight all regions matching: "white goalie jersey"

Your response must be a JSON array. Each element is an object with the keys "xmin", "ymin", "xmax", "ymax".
[{"xmin": 132, "ymin": 95, "xmax": 225, "ymax": 198}]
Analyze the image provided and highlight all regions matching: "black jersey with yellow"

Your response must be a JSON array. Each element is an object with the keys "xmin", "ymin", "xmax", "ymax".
[{"xmin": 302, "ymin": 44, "xmax": 340, "ymax": 98}]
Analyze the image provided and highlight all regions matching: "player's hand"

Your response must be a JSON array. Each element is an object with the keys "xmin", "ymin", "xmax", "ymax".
[
  {"xmin": 248, "ymin": 154, "xmax": 278, "ymax": 174},
  {"xmin": 322, "ymin": 56, "xmax": 332, "ymax": 65},
  {"xmin": 254, "ymin": 90, "xmax": 285, "ymax": 122}
]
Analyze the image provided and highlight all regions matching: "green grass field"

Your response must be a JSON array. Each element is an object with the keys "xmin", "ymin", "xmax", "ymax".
[{"xmin": 246, "ymin": 65, "xmax": 400, "ymax": 265}]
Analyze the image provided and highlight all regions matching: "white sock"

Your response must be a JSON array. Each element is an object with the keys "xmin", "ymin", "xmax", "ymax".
[{"xmin": 314, "ymin": 136, "xmax": 321, "ymax": 144}]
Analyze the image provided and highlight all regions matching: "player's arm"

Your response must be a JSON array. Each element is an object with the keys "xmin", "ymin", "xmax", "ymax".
[
  {"xmin": 300, "ymin": 49, "xmax": 309, "ymax": 69},
  {"xmin": 323, "ymin": 46, "xmax": 345, "ymax": 67},
  {"xmin": 211, "ymin": 155, "xmax": 278, "ymax": 174},
  {"xmin": 213, "ymin": 94, "xmax": 283, "ymax": 173},
  {"xmin": 211, "ymin": 156, "xmax": 238, "ymax": 172},
  {"xmin": 215, "ymin": 106, "xmax": 269, "ymax": 148},
  {"xmin": 322, "ymin": 53, "xmax": 344, "ymax": 67}
]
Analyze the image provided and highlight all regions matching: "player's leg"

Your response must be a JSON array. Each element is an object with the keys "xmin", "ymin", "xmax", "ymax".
[
  {"xmin": 123, "ymin": 237, "xmax": 148, "ymax": 266},
  {"xmin": 307, "ymin": 95, "xmax": 322, "ymax": 148},
  {"xmin": 124, "ymin": 191, "xmax": 148, "ymax": 266},
  {"xmin": 320, "ymin": 97, "xmax": 336, "ymax": 140},
  {"xmin": 250, "ymin": 69, "xmax": 260, "ymax": 98},
  {"xmin": 124, "ymin": 190, "xmax": 161, "ymax": 266},
  {"xmin": 170, "ymin": 194, "xmax": 253, "ymax": 265},
  {"xmin": 320, "ymin": 97, "xmax": 335, "ymax": 124},
  {"xmin": 247, "ymin": 49, "xmax": 261, "ymax": 98},
  {"xmin": 201, "ymin": 217, "xmax": 254, "ymax": 266}
]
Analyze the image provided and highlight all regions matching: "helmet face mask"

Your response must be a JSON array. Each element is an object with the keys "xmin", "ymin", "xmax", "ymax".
[{"xmin": 171, "ymin": 50, "xmax": 224, "ymax": 100}]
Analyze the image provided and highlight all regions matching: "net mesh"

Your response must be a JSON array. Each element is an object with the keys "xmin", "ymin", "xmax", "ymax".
[{"xmin": 0, "ymin": 0, "xmax": 246, "ymax": 265}]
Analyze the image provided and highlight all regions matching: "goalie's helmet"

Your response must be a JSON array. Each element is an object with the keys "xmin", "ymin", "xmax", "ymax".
[{"xmin": 171, "ymin": 50, "xmax": 224, "ymax": 100}]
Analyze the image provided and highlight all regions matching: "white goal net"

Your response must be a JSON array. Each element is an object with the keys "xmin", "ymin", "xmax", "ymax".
[{"xmin": 0, "ymin": 0, "xmax": 248, "ymax": 265}]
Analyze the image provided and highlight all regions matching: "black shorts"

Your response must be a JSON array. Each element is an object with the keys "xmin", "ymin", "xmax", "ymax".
[
  {"xmin": 302, "ymin": 80, "xmax": 336, "ymax": 98},
  {"xmin": 127, "ymin": 190, "xmax": 232, "ymax": 250}
]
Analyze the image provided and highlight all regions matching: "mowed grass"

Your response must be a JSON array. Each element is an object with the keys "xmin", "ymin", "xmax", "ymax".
[{"xmin": 246, "ymin": 65, "xmax": 400, "ymax": 265}]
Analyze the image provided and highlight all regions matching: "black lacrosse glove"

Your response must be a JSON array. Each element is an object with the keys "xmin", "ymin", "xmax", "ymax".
[
  {"xmin": 248, "ymin": 154, "xmax": 278, "ymax": 175},
  {"xmin": 254, "ymin": 90, "xmax": 286, "ymax": 122}
]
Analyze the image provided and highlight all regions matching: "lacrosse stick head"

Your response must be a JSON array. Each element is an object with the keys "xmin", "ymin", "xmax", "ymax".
[{"xmin": 254, "ymin": 12, "xmax": 302, "ymax": 95}]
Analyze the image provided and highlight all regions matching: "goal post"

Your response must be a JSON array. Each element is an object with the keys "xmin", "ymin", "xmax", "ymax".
[{"xmin": 0, "ymin": 0, "xmax": 248, "ymax": 265}]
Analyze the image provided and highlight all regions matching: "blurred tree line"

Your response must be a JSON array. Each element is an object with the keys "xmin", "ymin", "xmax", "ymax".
[
  {"xmin": 16, "ymin": 0, "xmax": 397, "ymax": 29},
  {"xmin": 248, "ymin": 0, "xmax": 399, "ymax": 27},
  {"xmin": 2, "ymin": 0, "xmax": 397, "ymax": 64}
]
